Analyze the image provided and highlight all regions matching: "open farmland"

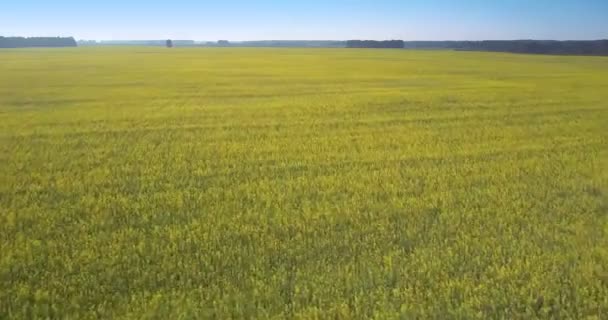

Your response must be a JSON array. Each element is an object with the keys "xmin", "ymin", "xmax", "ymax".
[{"xmin": 1, "ymin": 47, "xmax": 607, "ymax": 318}]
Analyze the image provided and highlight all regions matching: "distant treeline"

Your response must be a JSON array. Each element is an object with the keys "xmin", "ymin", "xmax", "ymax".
[
  {"xmin": 346, "ymin": 40, "xmax": 405, "ymax": 48},
  {"xmin": 79, "ymin": 40, "xmax": 346, "ymax": 48},
  {"xmin": 345, "ymin": 40, "xmax": 608, "ymax": 55},
  {"xmin": 14, "ymin": 36, "xmax": 604, "ymax": 55},
  {"xmin": 402, "ymin": 40, "xmax": 608, "ymax": 56},
  {"xmin": 223, "ymin": 40, "xmax": 346, "ymax": 48},
  {"xmin": 0, "ymin": 37, "xmax": 77, "ymax": 48},
  {"xmin": 85, "ymin": 40, "xmax": 196, "ymax": 46}
]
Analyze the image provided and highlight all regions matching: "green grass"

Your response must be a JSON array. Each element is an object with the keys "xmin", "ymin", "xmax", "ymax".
[{"xmin": 1, "ymin": 47, "xmax": 607, "ymax": 319}]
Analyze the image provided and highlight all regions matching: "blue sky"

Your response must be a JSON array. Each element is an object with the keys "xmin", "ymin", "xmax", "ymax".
[{"xmin": 2, "ymin": 0, "xmax": 607, "ymax": 40}]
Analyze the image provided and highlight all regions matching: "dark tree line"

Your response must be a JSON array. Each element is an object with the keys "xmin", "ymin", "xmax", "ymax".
[
  {"xmin": 453, "ymin": 40, "xmax": 608, "ymax": 55},
  {"xmin": 401, "ymin": 40, "xmax": 608, "ymax": 56},
  {"xmin": 345, "ymin": 39, "xmax": 608, "ymax": 55},
  {"xmin": 346, "ymin": 40, "xmax": 405, "ymax": 48},
  {"xmin": 0, "ymin": 37, "xmax": 77, "ymax": 48}
]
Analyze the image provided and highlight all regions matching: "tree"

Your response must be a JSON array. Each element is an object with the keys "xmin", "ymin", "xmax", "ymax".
[
  {"xmin": 166, "ymin": 39, "xmax": 173, "ymax": 48},
  {"xmin": 0, "ymin": 36, "xmax": 77, "ymax": 48}
]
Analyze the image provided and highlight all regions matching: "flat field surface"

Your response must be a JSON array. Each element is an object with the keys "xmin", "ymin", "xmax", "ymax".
[{"xmin": 1, "ymin": 47, "xmax": 607, "ymax": 319}]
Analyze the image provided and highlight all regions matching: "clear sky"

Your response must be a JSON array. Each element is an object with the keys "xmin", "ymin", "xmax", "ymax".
[{"xmin": 2, "ymin": 0, "xmax": 607, "ymax": 41}]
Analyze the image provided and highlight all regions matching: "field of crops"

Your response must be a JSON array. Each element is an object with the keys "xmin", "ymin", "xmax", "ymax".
[{"xmin": 1, "ymin": 47, "xmax": 607, "ymax": 318}]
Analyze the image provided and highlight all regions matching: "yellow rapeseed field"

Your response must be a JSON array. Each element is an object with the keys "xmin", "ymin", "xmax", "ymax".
[{"xmin": 1, "ymin": 47, "xmax": 607, "ymax": 318}]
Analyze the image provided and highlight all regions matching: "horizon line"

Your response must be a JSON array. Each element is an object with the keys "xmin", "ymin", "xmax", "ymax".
[{"xmin": 81, "ymin": 38, "xmax": 608, "ymax": 42}]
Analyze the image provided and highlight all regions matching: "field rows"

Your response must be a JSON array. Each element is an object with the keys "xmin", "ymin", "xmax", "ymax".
[{"xmin": 1, "ymin": 47, "xmax": 607, "ymax": 318}]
